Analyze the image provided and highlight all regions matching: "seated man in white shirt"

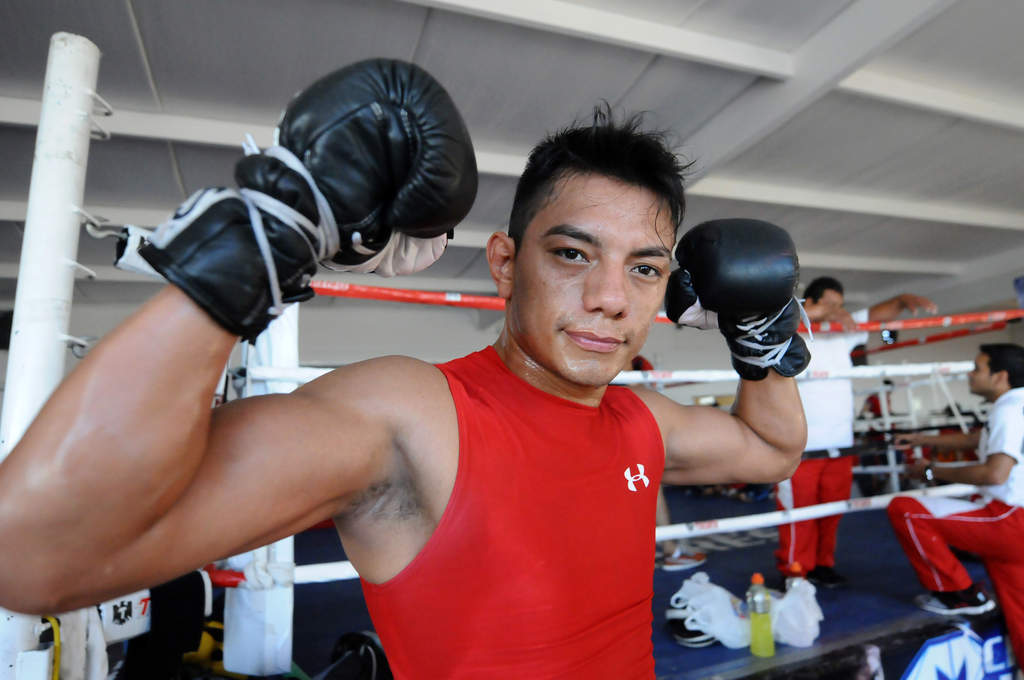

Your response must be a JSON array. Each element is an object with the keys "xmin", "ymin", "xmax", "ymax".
[{"xmin": 889, "ymin": 343, "xmax": 1024, "ymax": 662}]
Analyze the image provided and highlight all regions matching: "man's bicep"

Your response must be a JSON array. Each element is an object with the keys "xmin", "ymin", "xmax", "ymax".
[
  {"xmin": 99, "ymin": 379, "xmax": 398, "ymax": 602},
  {"xmin": 649, "ymin": 395, "xmax": 758, "ymax": 485}
]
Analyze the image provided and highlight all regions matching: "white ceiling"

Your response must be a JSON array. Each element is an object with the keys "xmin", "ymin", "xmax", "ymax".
[{"xmin": 1, "ymin": 0, "xmax": 1023, "ymax": 315}]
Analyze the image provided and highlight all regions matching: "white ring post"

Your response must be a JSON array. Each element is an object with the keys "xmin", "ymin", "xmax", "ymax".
[
  {"xmin": 0, "ymin": 32, "xmax": 101, "ymax": 680},
  {"xmin": 0, "ymin": 32, "xmax": 100, "ymax": 457},
  {"xmin": 222, "ymin": 306, "xmax": 299, "ymax": 676}
]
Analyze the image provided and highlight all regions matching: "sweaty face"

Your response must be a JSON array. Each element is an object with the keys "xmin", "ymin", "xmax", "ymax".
[{"xmin": 502, "ymin": 173, "xmax": 675, "ymax": 391}]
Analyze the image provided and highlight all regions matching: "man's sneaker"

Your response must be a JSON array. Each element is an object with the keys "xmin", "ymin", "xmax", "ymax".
[
  {"xmin": 914, "ymin": 583, "xmax": 996, "ymax": 616},
  {"xmin": 665, "ymin": 609, "xmax": 716, "ymax": 648},
  {"xmin": 662, "ymin": 548, "xmax": 708, "ymax": 571},
  {"xmin": 807, "ymin": 565, "xmax": 847, "ymax": 588}
]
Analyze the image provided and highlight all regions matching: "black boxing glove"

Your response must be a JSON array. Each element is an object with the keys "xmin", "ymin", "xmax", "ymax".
[
  {"xmin": 665, "ymin": 218, "xmax": 810, "ymax": 380},
  {"xmin": 138, "ymin": 59, "xmax": 477, "ymax": 341},
  {"xmin": 717, "ymin": 299, "xmax": 811, "ymax": 380}
]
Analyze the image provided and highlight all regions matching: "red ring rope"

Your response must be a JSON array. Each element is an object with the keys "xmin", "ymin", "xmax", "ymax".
[
  {"xmin": 851, "ymin": 322, "xmax": 1007, "ymax": 357},
  {"xmin": 310, "ymin": 281, "xmax": 1024, "ymax": 334}
]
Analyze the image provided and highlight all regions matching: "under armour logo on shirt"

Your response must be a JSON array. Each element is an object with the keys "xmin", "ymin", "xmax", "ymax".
[{"xmin": 624, "ymin": 464, "xmax": 650, "ymax": 492}]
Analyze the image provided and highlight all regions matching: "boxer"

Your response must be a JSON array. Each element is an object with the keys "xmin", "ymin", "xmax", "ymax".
[{"xmin": 0, "ymin": 75, "xmax": 807, "ymax": 676}]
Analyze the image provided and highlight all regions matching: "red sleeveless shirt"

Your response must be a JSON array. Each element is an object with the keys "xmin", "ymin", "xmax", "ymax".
[{"xmin": 361, "ymin": 347, "xmax": 665, "ymax": 679}]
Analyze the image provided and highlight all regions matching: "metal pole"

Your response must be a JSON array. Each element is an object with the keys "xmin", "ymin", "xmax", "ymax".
[
  {"xmin": 0, "ymin": 32, "xmax": 101, "ymax": 680},
  {"xmin": 877, "ymin": 383, "xmax": 900, "ymax": 493}
]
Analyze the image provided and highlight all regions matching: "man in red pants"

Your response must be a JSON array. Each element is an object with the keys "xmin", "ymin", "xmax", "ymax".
[
  {"xmin": 775, "ymin": 277, "xmax": 935, "ymax": 587},
  {"xmin": 888, "ymin": 343, "xmax": 1024, "ymax": 661}
]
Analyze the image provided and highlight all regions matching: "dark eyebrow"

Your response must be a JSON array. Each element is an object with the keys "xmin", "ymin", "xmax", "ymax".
[
  {"xmin": 631, "ymin": 245, "xmax": 671, "ymax": 259},
  {"xmin": 542, "ymin": 224, "xmax": 671, "ymax": 259},
  {"xmin": 542, "ymin": 224, "xmax": 600, "ymax": 247}
]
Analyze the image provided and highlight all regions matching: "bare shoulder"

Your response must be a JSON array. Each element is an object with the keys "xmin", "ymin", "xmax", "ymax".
[
  {"xmin": 296, "ymin": 355, "xmax": 453, "ymax": 425},
  {"xmin": 627, "ymin": 385, "xmax": 690, "ymax": 431},
  {"xmin": 295, "ymin": 354, "xmax": 458, "ymax": 485}
]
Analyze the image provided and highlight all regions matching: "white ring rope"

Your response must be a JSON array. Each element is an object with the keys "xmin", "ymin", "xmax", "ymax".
[
  {"xmin": 245, "ymin": 361, "xmax": 976, "ymax": 386},
  {"xmin": 655, "ymin": 483, "xmax": 977, "ymax": 542},
  {"xmin": 853, "ymin": 462, "xmax": 975, "ymax": 475}
]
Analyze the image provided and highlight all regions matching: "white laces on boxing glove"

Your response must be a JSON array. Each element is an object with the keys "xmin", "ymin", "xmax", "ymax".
[
  {"xmin": 148, "ymin": 183, "xmax": 325, "ymax": 321},
  {"xmin": 244, "ymin": 138, "xmax": 448, "ymax": 283},
  {"xmin": 729, "ymin": 297, "xmax": 812, "ymax": 370},
  {"xmin": 200, "ymin": 136, "xmax": 344, "ymax": 319}
]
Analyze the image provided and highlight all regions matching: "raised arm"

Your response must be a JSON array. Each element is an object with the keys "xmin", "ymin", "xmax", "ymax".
[
  {"xmin": 0, "ymin": 288, "xmax": 442, "ymax": 612},
  {"xmin": 635, "ymin": 372, "xmax": 805, "ymax": 485},
  {"xmin": 0, "ymin": 59, "xmax": 477, "ymax": 613},
  {"xmin": 656, "ymin": 218, "xmax": 809, "ymax": 485},
  {"xmin": 869, "ymin": 293, "xmax": 937, "ymax": 322}
]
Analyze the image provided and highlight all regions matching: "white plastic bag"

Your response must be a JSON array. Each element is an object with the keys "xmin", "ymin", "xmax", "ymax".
[
  {"xmin": 771, "ymin": 578, "xmax": 823, "ymax": 647},
  {"xmin": 668, "ymin": 572, "xmax": 750, "ymax": 649}
]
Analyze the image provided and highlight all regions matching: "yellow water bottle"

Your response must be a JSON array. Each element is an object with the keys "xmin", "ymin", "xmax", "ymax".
[{"xmin": 747, "ymin": 572, "xmax": 775, "ymax": 657}]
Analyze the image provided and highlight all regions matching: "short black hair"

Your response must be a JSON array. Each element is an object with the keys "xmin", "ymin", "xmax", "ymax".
[
  {"xmin": 803, "ymin": 276, "xmax": 844, "ymax": 302},
  {"xmin": 980, "ymin": 343, "xmax": 1024, "ymax": 388},
  {"xmin": 507, "ymin": 105, "xmax": 690, "ymax": 251}
]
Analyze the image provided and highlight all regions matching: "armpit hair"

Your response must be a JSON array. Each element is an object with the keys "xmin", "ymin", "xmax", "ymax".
[{"xmin": 343, "ymin": 475, "xmax": 423, "ymax": 522}]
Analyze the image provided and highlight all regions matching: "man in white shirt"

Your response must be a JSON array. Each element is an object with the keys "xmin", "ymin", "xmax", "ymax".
[
  {"xmin": 776, "ymin": 277, "xmax": 936, "ymax": 587},
  {"xmin": 889, "ymin": 343, "xmax": 1024, "ymax": 661}
]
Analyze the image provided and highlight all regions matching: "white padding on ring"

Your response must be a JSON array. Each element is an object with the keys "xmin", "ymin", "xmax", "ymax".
[{"xmin": 294, "ymin": 560, "xmax": 360, "ymax": 583}]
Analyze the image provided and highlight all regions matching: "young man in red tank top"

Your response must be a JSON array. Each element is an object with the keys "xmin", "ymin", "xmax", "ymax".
[{"xmin": 0, "ymin": 101, "xmax": 808, "ymax": 678}]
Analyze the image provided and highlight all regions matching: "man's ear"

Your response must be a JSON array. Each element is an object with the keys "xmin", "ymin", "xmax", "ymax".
[
  {"xmin": 487, "ymin": 232, "xmax": 516, "ymax": 300},
  {"xmin": 994, "ymin": 369, "xmax": 1011, "ymax": 390}
]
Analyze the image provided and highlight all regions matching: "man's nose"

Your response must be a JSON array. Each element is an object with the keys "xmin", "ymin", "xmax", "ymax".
[{"xmin": 582, "ymin": 262, "xmax": 628, "ymax": 319}]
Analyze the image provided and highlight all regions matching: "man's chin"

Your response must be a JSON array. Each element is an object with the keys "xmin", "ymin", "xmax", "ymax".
[{"xmin": 560, "ymin": 358, "xmax": 624, "ymax": 388}]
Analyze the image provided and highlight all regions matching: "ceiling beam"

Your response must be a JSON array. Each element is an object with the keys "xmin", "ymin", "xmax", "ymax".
[
  {"xmin": 873, "ymin": 241, "xmax": 1024, "ymax": 313},
  {"xmin": 689, "ymin": 176, "xmax": 1024, "ymax": 232},
  {"xmin": 0, "ymin": 95, "xmax": 277, "ymax": 148},
  {"xmin": 839, "ymin": 69, "xmax": 1024, "ymax": 134},
  {"xmin": 799, "ymin": 252, "xmax": 959, "ymax": 276},
  {"xmin": 397, "ymin": 0, "xmax": 1021, "ymax": 134},
  {"xmin": 0, "ymin": 200, "xmax": 962, "ymax": 277},
  {"xmin": 0, "ymin": 199, "xmax": 503, "ymax": 246},
  {"xmin": 681, "ymin": 0, "xmax": 957, "ymax": 178},
  {"xmin": 0, "ymin": 200, "xmax": 172, "ymax": 230},
  {"xmin": 6, "ymin": 6, "xmax": 1019, "ymax": 153},
  {"xmin": 0, "ymin": 262, "xmax": 501, "ymax": 294},
  {"xmin": 9, "ymin": 151, "xmax": 1024, "ymax": 238},
  {"xmin": 398, "ymin": 0, "xmax": 793, "ymax": 79},
  {"xmin": 0, "ymin": 96, "xmax": 526, "ymax": 178}
]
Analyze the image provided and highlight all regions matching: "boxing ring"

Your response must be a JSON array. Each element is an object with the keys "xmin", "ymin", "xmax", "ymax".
[
  {"xmin": 229, "ymin": 283, "xmax": 1016, "ymax": 679},
  {"xmin": 239, "ymin": 316, "xmax": 986, "ymax": 585},
  {"xmin": 2, "ymin": 30, "xmax": 1021, "ymax": 680}
]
